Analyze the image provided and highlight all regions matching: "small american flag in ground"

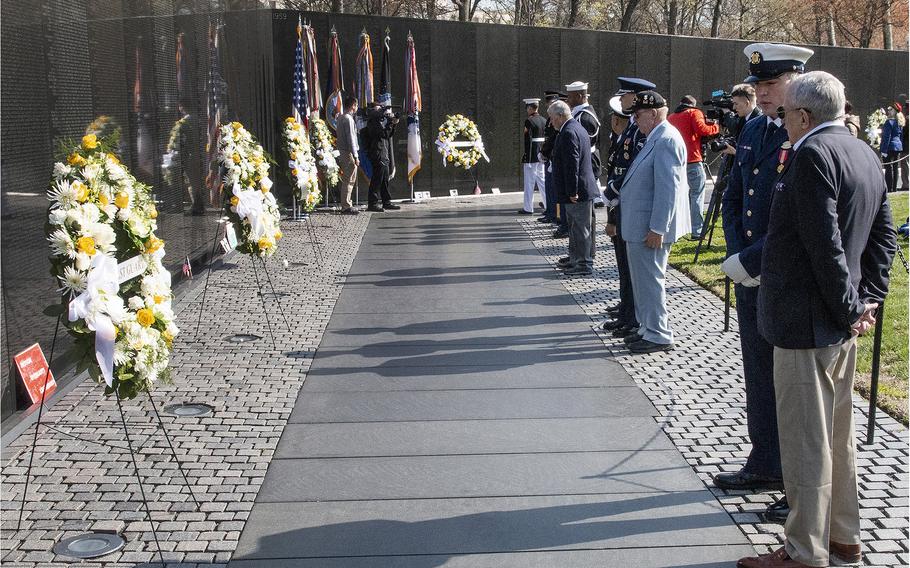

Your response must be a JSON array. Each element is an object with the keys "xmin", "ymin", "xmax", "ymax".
[{"xmin": 182, "ymin": 255, "xmax": 193, "ymax": 278}]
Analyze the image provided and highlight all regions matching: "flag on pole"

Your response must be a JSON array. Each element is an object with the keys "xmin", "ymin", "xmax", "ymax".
[
  {"xmin": 182, "ymin": 255, "xmax": 193, "ymax": 279},
  {"xmin": 378, "ymin": 30, "xmax": 395, "ymax": 179},
  {"xmin": 303, "ymin": 23, "xmax": 322, "ymax": 117},
  {"xmin": 292, "ymin": 15, "xmax": 310, "ymax": 126},
  {"xmin": 404, "ymin": 32, "xmax": 422, "ymax": 183},
  {"xmin": 204, "ymin": 18, "xmax": 227, "ymax": 204},
  {"xmin": 354, "ymin": 31, "xmax": 375, "ymax": 180},
  {"xmin": 324, "ymin": 27, "xmax": 344, "ymax": 131}
]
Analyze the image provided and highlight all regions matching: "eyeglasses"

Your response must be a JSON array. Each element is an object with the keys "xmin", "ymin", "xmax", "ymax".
[{"xmin": 777, "ymin": 106, "xmax": 811, "ymax": 120}]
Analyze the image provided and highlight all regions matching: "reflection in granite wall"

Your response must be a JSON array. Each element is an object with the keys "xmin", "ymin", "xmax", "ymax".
[{"xmin": 2, "ymin": 4, "xmax": 908, "ymax": 420}]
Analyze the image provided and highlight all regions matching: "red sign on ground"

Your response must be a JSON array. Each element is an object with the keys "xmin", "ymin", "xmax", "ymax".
[{"xmin": 14, "ymin": 343, "xmax": 57, "ymax": 404}]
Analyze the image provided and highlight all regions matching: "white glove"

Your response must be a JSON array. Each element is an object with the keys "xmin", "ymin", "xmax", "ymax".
[{"xmin": 721, "ymin": 253, "xmax": 759, "ymax": 286}]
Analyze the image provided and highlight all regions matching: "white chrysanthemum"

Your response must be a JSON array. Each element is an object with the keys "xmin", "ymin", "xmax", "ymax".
[
  {"xmin": 113, "ymin": 342, "xmax": 131, "ymax": 366},
  {"xmin": 80, "ymin": 203, "xmax": 101, "ymax": 224},
  {"xmin": 48, "ymin": 228, "xmax": 76, "ymax": 259},
  {"xmin": 57, "ymin": 265, "xmax": 87, "ymax": 297},
  {"xmin": 105, "ymin": 295, "xmax": 128, "ymax": 325},
  {"xmin": 107, "ymin": 162, "xmax": 127, "ymax": 181},
  {"xmin": 128, "ymin": 216, "xmax": 151, "ymax": 238},
  {"xmin": 81, "ymin": 163, "xmax": 102, "ymax": 184},
  {"xmin": 48, "ymin": 180, "xmax": 79, "ymax": 208},
  {"xmin": 260, "ymin": 176, "xmax": 273, "ymax": 191},
  {"xmin": 53, "ymin": 162, "xmax": 72, "ymax": 180},
  {"xmin": 84, "ymin": 222, "xmax": 116, "ymax": 250},
  {"xmin": 75, "ymin": 252, "xmax": 92, "ymax": 271},
  {"xmin": 102, "ymin": 204, "xmax": 118, "ymax": 219},
  {"xmin": 116, "ymin": 208, "xmax": 132, "ymax": 222},
  {"xmin": 49, "ymin": 209, "xmax": 68, "ymax": 226},
  {"xmin": 128, "ymin": 296, "xmax": 145, "ymax": 310}
]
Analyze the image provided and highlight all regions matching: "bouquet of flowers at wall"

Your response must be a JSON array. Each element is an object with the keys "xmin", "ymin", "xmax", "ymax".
[
  {"xmin": 45, "ymin": 133, "xmax": 178, "ymax": 399},
  {"xmin": 219, "ymin": 121, "xmax": 282, "ymax": 257},
  {"xmin": 865, "ymin": 108, "xmax": 887, "ymax": 148},
  {"xmin": 435, "ymin": 114, "xmax": 490, "ymax": 170},
  {"xmin": 282, "ymin": 117, "xmax": 321, "ymax": 211},
  {"xmin": 309, "ymin": 118, "xmax": 341, "ymax": 187}
]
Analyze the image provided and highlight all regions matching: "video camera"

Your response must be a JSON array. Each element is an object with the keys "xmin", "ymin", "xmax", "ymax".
[
  {"xmin": 702, "ymin": 90, "xmax": 738, "ymax": 131},
  {"xmin": 367, "ymin": 104, "xmax": 403, "ymax": 121},
  {"xmin": 708, "ymin": 135, "xmax": 737, "ymax": 153}
]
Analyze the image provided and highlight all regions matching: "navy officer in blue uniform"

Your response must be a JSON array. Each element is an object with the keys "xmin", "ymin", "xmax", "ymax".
[
  {"xmin": 600, "ymin": 77, "xmax": 655, "ymax": 338},
  {"xmin": 715, "ymin": 43, "xmax": 814, "ymax": 514}
]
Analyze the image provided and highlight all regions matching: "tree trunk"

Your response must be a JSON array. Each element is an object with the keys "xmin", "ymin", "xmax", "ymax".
[
  {"xmin": 826, "ymin": 9, "xmax": 836, "ymax": 45},
  {"xmin": 710, "ymin": 0, "xmax": 723, "ymax": 37},
  {"xmin": 332, "ymin": 0, "xmax": 343, "ymax": 12},
  {"xmin": 620, "ymin": 0, "xmax": 641, "ymax": 31},
  {"xmin": 667, "ymin": 0, "xmax": 678, "ymax": 34},
  {"xmin": 883, "ymin": 3, "xmax": 893, "ymax": 49},
  {"xmin": 515, "ymin": 0, "xmax": 522, "ymax": 24},
  {"xmin": 427, "ymin": 0, "xmax": 436, "ymax": 19},
  {"xmin": 566, "ymin": 0, "xmax": 579, "ymax": 27}
]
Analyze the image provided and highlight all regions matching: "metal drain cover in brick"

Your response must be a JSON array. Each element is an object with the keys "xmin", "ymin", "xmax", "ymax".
[
  {"xmin": 53, "ymin": 532, "xmax": 125, "ymax": 559},
  {"xmin": 163, "ymin": 402, "xmax": 214, "ymax": 417},
  {"xmin": 224, "ymin": 333, "xmax": 262, "ymax": 343}
]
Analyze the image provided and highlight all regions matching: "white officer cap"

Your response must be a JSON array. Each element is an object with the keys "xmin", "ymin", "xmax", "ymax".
[
  {"xmin": 743, "ymin": 43, "xmax": 814, "ymax": 83},
  {"xmin": 523, "ymin": 98, "xmax": 541, "ymax": 105},
  {"xmin": 565, "ymin": 81, "xmax": 589, "ymax": 92},
  {"xmin": 609, "ymin": 95, "xmax": 631, "ymax": 118}
]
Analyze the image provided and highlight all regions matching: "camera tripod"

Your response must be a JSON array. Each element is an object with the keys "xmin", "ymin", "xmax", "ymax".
[{"xmin": 693, "ymin": 153, "xmax": 733, "ymax": 263}]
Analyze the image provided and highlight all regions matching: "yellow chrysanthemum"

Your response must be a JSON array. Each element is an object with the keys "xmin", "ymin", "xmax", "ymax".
[
  {"xmin": 232, "ymin": 153, "xmax": 241, "ymax": 164},
  {"xmin": 68, "ymin": 153, "xmax": 86, "ymax": 166},
  {"xmin": 230, "ymin": 195, "xmax": 240, "ymax": 206},
  {"xmin": 98, "ymin": 193, "xmax": 109, "ymax": 206},
  {"xmin": 145, "ymin": 237, "xmax": 164, "ymax": 254},
  {"xmin": 76, "ymin": 236, "xmax": 96, "ymax": 255},
  {"xmin": 153, "ymin": 295, "xmax": 165, "ymax": 304},
  {"xmin": 257, "ymin": 236, "xmax": 272, "ymax": 251},
  {"xmin": 81, "ymin": 134, "xmax": 98, "ymax": 150},
  {"xmin": 73, "ymin": 181, "xmax": 89, "ymax": 203},
  {"xmin": 136, "ymin": 308, "xmax": 155, "ymax": 327},
  {"xmin": 285, "ymin": 117, "xmax": 296, "ymax": 124},
  {"xmin": 231, "ymin": 121, "xmax": 243, "ymax": 130},
  {"xmin": 149, "ymin": 206, "xmax": 158, "ymax": 219},
  {"xmin": 114, "ymin": 192, "xmax": 129, "ymax": 209}
]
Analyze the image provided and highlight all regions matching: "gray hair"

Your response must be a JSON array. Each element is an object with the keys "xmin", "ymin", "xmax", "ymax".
[
  {"xmin": 786, "ymin": 71, "xmax": 845, "ymax": 123},
  {"xmin": 548, "ymin": 100, "xmax": 571, "ymax": 119}
]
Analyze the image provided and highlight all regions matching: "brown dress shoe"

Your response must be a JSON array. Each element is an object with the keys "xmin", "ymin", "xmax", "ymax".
[
  {"xmin": 737, "ymin": 546, "xmax": 814, "ymax": 568},
  {"xmin": 829, "ymin": 541, "xmax": 861, "ymax": 566}
]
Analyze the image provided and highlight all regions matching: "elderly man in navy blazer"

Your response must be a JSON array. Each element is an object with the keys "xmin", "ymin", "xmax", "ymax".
[
  {"xmin": 737, "ymin": 71, "xmax": 897, "ymax": 568},
  {"xmin": 618, "ymin": 91, "xmax": 690, "ymax": 354},
  {"xmin": 549, "ymin": 100, "xmax": 600, "ymax": 275}
]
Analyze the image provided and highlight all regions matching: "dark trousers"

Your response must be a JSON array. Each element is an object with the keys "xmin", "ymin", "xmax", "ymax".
[
  {"xmin": 899, "ymin": 150, "xmax": 908, "ymax": 190},
  {"xmin": 544, "ymin": 168, "xmax": 557, "ymax": 222},
  {"xmin": 735, "ymin": 284, "xmax": 782, "ymax": 479},
  {"xmin": 612, "ymin": 232, "xmax": 637, "ymax": 327},
  {"xmin": 885, "ymin": 151, "xmax": 900, "ymax": 193},
  {"xmin": 368, "ymin": 159, "xmax": 393, "ymax": 206}
]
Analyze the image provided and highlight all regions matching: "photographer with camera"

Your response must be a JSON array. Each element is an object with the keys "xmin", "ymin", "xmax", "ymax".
[
  {"xmin": 668, "ymin": 95, "xmax": 719, "ymax": 239},
  {"xmin": 720, "ymin": 84, "xmax": 762, "ymax": 156},
  {"xmin": 365, "ymin": 102, "xmax": 401, "ymax": 212}
]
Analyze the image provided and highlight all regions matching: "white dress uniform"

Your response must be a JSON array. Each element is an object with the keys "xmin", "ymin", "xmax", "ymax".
[{"xmin": 521, "ymin": 98, "xmax": 547, "ymax": 213}]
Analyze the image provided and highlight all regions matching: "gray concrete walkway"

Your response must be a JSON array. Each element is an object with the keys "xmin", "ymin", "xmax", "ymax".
[{"xmin": 231, "ymin": 203, "xmax": 754, "ymax": 567}]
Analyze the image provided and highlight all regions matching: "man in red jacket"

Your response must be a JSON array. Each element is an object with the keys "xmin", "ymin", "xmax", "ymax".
[{"xmin": 667, "ymin": 96, "xmax": 719, "ymax": 238}]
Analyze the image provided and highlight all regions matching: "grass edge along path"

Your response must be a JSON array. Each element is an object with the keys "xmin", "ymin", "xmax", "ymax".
[{"xmin": 668, "ymin": 192, "xmax": 909, "ymax": 425}]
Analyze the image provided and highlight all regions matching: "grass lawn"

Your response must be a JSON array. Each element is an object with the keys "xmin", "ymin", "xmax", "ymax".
[{"xmin": 669, "ymin": 191, "xmax": 909, "ymax": 424}]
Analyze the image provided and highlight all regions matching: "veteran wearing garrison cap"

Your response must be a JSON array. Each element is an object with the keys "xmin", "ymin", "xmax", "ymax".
[
  {"xmin": 715, "ymin": 43, "xmax": 814, "ymax": 521},
  {"xmin": 519, "ymin": 98, "xmax": 547, "ymax": 215},
  {"xmin": 600, "ymin": 77, "xmax": 655, "ymax": 340}
]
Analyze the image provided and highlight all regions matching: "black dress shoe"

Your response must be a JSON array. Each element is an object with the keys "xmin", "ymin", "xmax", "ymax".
[
  {"xmin": 628, "ymin": 339, "xmax": 674, "ymax": 354},
  {"xmin": 764, "ymin": 495, "xmax": 789, "ymax": 522},
  {"xmin": 518, "ymin": 209, "xmax": 534, "ymax": 215},
  {"xmin": 367, "ymin": 205, "xmax": 385, "ymax": 212},
  {"xmin": 613, "ymin": 326, "xmax": 638, "ymax": 338},
  {"xmin": 537, "ymin": 216, "xmax": 549, "ymax": 223},
  {"xmin": 557, "ymin": 256, "xmax": 572, "ymax": 268},
  {"xmin": 552, "ymin": 229, "xmax": 568, "ymax": 239},
  {"xmin": 622, "ymin": 331, "xmax": 643, "ymax": 343},
  {"xmin": 605, "ymin": 305, "xmax": 621, "ymax": 315},
  {"xmin": 712, "ymin": 469, "xmax": 784, "ymax": 491},
  {"xmin": 383, "ymin": 203, "xmax": 401, "ymax": 210},
  {"xmin": 600, "ymin": 319, "xmax": 626, "ymax": 331}
]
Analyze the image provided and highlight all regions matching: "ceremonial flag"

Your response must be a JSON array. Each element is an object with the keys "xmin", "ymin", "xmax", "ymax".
[
  {"xmin": 404, "ymin": 32, "xmax": 422, "ymax": 183},
  {"xmin": 175, "ymin": 32, "xmax": 186, "ymax": 100},
  {"xmin": 292, "ymin": 15, "xmax": 309, "ymax": 126},
  {"xmin": 324, "ymin": 27, "xmax": 344, "ymax": 130},
  {"xmin": 378, "ymin": 30, "xmax": 395, "ymax": 179},
  {"xmin": 303, "ymin": 23, "xmax": 322, "ymax": 116},
  {"xmin": 204, "ymin": 18, "xmax": 228, "ymax": 204},
  {"xmin": 354, "ymin": 31, "xmax": 375, "ymax": 179},
  {"xmin": 182, "ymin": 255, "xmax": 193, "ymax": 279}
]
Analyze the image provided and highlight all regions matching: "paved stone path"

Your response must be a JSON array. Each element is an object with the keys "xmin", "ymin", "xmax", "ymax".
[{"xmin": 230, "ymin": 201, "xmax": 753, "ymax": 566}]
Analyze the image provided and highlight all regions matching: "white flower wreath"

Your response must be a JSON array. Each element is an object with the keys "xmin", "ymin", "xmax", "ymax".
[
  {"xmin": 435, "ymin": 114, "xmax": 490, "ymax": 170},
  {"xmin": 865, "ymin": 108, "xmax": 887, "ymax": 148},
  {"xmin": 282, "ymin": 117, "xmax": 321, "ymax": 211},
  {"xmin": 219, "ymin": 122, "xmax": 283, "ymax": 257},
  {"xmin": 310, "ymin": 118, "xmax": 341, "ymax": 187},
  {"xmin": 45, "ymin": 132, "xmax": 178, "ymax": 399}
]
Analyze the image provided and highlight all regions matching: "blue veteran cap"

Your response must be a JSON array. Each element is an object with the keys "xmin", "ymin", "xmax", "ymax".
[
  {"xmin": 615, "ymin": 77, "xmax": 656, "ymax": 96},
  {"xmin": 743, "ymin": 43, "xmax": 814, "ymax": 83}
]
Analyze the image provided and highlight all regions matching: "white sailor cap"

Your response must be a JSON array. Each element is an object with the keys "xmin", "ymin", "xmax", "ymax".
[
  {"xmin": 523, "ymin": 98, "xmax": 541, "ymax": 105},
  {"xmin": 743, "ymin": 43, "xmax": 814, "ymax": 83},
  {"xmin": 609, "ymin": 95, "xmax": 631, "ymax": 118},
  {"xmin": 565, "ymin": 81, "xmax": 589, "ymax": 92}
]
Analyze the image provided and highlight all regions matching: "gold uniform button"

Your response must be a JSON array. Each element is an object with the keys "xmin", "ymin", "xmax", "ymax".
[
  {"xmin": 746, "ymin": 230, "xmax": 753, "ymax": 237},
  {"xmin": 747, "ymin": 210, "xmax": 753, "ymax": 217},
  {"xmin": 748, "ymin": 189, "xmax": 755, "ymax": 196},
  {"xmin": 753, "ymin": 168, "xmax": 759, "ymax": 175}
]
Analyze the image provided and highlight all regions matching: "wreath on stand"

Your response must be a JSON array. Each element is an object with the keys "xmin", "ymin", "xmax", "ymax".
[
  {"xmin": 45, "ymin": 133, "xmax": 178, "ymax": 399},
  {"xmin": 282, "ymin": 117, "xmax": 321, "ymax": 212},
  {"xmin": 435, "ymin": 114, "xmax": 490, "ymax": 170},
  {"xmin": 865, "ymin": 108, "xmax": 888, "ymax": 149},
  {"xmin": 219, "ymin": 121, "xmax": 282, "ymax": 257},
  {"xmin": 310, "ymin": 118, "xmax": 341, "ymax": 188}
]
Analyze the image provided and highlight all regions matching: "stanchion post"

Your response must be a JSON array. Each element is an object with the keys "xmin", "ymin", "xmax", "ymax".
[
  {"xmin": 723, "ymin": 277, "xmax": 731, "ymax": 332},
  {"xmin": 865, "ymin": 301, "xmax": 885, "ymax": 445}
]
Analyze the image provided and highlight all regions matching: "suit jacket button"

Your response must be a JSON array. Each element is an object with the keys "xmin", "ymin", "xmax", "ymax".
[
  {"xmin": 746, "ymin": 230, "xmax": 753, "ymax": 237},
  {"xmin": 747, "ymin": 210, "xmax": 753, "ymax": 217},
  {"xmin": 753, "ymin": 168, "xmax": 759, "ymax": 175},
  {"xmin": 748, "ymin": 189, "xmax": 755, "ymax": 196}
]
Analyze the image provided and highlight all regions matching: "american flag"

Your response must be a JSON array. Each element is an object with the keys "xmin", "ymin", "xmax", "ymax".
[
  {"xmin": 204, "ymin": 18, "xmax": 227, "ymax": 204},
  {"xmin": 182, "ymin": 255, "xmax": 193, "ymax": 279},
  {"xmin": 292, "ymin": 15, "xmax": 309, "ymax": 126},
  {"xmin": 405, "ymin": 33, "xmax": 422, "ymax": 183}
]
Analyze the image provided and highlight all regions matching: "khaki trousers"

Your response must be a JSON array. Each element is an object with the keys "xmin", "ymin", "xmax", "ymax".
[
  {"xmin": 338, "ymin": 151, "xmax": 358, "ymax": 210},
  {"xmin": 774, "ymin": 339, "xmax": 861, "ymax": 567}
]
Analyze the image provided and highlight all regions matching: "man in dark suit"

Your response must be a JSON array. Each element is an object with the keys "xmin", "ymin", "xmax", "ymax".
[
  {"xmin": 365, "ymin": 103, "xmax": 401, "ymax": 212},
  {"xmin": 715, "ymin": 43, "xmax": 814, "ymax": 509},
  {"xmin": 549, "ymin": 100, "xmax": 599, "ymax": 275},
  {"xmin": 737, "ymin": 71, "xmax": 896, "ymax": 568}
]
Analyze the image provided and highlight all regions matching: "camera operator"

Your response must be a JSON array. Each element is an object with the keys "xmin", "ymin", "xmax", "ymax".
[
  {"xmin": 668, "ymin": 95, "xmax": 719, "ymax": 239},
  {"xmin": 365, "ymin": 102, "xmax": 401, "ymax": 212},
  {"xmin": 720, "ymin": 84, "xmax": 762, "ymax": 156}
]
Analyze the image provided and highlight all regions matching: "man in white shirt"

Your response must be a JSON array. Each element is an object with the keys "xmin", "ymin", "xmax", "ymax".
[{"xmin": 336, "ymin": 95, "xmax": 360, "ymax": 214}]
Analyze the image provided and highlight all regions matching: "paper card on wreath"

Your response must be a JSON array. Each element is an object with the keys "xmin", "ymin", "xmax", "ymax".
[
  {"xmin": 226, "ymin": 223, "xmax": 238, "ymax": 250},
  {"xmin": 117, "ymin": 255, "xmax": 148, "ymax": 284},
  {"xmin": 449, "ymin": 189, "xmax": 458, "ymax": 197},
  {"xmin": 14, "ymin": 343, "xmax": 56, "ymax": 404}
]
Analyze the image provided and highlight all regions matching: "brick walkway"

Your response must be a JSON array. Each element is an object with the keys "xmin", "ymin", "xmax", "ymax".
[{"xmin": 518, "ymin": 208, "xmax": 909, "ymax": 568}]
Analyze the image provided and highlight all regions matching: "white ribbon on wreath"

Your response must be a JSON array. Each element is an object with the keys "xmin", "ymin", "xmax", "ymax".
[
  {"xmin": 233, "ymin": 185, "xmax": 265, "ymax": 239},
  {"xmin": 68, "ymin": 254, "xmax": 119, "ymax": 386}
]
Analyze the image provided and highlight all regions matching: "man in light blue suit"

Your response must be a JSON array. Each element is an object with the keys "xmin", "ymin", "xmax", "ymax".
[{"xmin": 619, "ymin": 91, "xmax": 691, "ymax": 354}]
